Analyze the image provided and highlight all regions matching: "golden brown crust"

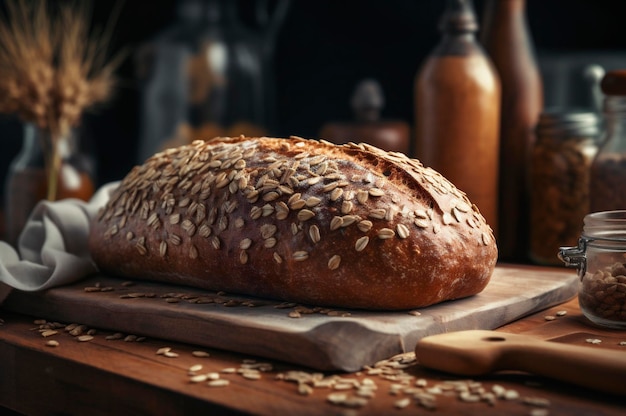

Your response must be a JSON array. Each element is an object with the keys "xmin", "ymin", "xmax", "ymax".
[{"xmin": 88, "ymin": 136, "xmax": 497, "ymax": 310}]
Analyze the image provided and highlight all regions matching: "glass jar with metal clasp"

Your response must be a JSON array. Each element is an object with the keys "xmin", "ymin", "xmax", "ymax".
[{"xmin": 559, "ymin": 210, "xmax": 626, "ymax": 329}]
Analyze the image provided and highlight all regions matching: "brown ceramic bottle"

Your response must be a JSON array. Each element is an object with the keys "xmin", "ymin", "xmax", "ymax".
[
  {"xmin": 481, "ymin": 0, "xmax": 544, "ymax": 262},
  {"xmin": 415, "ymin": 0, "xmax": 501, "ymax": 231}
]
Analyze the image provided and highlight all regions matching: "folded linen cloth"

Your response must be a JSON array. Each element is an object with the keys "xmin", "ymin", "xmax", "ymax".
[{"xmin": 0, "ymin": 182, "xmax": 118, "ymax": 304}]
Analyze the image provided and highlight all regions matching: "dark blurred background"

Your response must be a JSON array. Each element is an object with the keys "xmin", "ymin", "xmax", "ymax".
[{"xmin": 1, "ymin": 0, "xmax": 626, "ymax": 190}]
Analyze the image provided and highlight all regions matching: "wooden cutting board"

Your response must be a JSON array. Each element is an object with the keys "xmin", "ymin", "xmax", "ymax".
[{"xmin": 1, "ymin": 264, "xmax": 578, "ymax": 372}]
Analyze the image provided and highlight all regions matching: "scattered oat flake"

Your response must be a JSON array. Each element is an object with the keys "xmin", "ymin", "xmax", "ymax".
[
  {"xmin": 523, "ymin": 397, "xmax": 551, "ymax": 407},
  {"xmin": 327, "ymin": 393, "xmax": 348, "ymax": 405},
  {"xmin": 192, "ymin": 350, "xmax": 211, "ymax": 358},
  {"xmin": 164, "ymin": 351, "xmax": 179, "ymax": 358},
  {"xmin": 394, "ymin": 398, "xmax": 411, "ymax": 408},
  {"xmin": 41, "ymin": 330, "xmax": 58, "ymax": 337},
  {"xmin": 556, "ymin": 310, "xmax": 567, "ymax": 316},
  {"xmin": 207, "ymin": 379, "xmax": 229, "ymax": 387},
  {"xmin": 189, "ymin": 374, "xmax": 208, "ymax": 383},
  {"xmin": 45, "ymin": 340, "xmax": 59, "ymax": 347},
  {"xmin": 504, "ymin": 389, "xmax": 520, "ymax": 400},
  {"xmin": 188, "ymin": 364, "xmax": 203, "ymax": 373},
  {"xmin": 585, "ymin": 338, "xmax": 602, "ymax": 344},
  {"xmin": 156, "ymin": 347, "xmax": 172, "ymax": 355},
  {"xmin": 242, "ymin": 371, "xmax": 262, "ymax": 380},
  {"xmin": 416, "ymin": 378, "xmax": 428, "ymax": 387},
  {"xmin": 298, "ymin": 383, "xmax": 313, "ymax": 396},
  {"xmin": 619, "ymin": 341, "xmax": 626, "ymax": 346},
  {"xmin": 544, "ymin": 315, "xmax": 556, "ymax": 321},
  {"xmin": 77, "ymin": 335, "xmax": 94, "ymax": 342},
  {"xmin": 459, "ymin": 391, "xmax": 481, "ymax": 402}
]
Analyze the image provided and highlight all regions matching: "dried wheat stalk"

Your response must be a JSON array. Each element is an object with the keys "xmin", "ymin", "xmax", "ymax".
[{"xmin": 0, "ymin": 0, "xmax": 120, "ymax": 199}]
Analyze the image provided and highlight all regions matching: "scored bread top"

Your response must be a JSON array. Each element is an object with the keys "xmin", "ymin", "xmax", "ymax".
[{"xmin": 89, "ymin": 136, "xmax": 497, "ymax": 310}]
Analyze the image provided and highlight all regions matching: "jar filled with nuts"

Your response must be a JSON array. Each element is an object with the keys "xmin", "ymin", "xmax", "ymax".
[
  {"xmin": 530, "ymin": 109, "xmax": 600, "ymax": 265},
  {"xmin": 559, "ymin": 210, "xmax": 626, "ymax": 329},
  {"xmin": 589, "ymin": 70, "xmax": 626, "ymax": 212}
]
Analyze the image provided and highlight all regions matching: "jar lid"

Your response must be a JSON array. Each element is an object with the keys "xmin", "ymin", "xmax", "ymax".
[
  {"xmin": 536, "ymin": 108, "xmax": 600, "ymax": 138},
  {"xmin": 601, "ymin": 70, "xmax": 626, "ymax": 96},
  {"xmin": 583, "ymin": 210, "xmax": 626, "ymax": 241}
]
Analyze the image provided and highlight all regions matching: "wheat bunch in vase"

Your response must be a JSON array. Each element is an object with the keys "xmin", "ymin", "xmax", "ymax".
[{"xmin": 0, "ymin": 0, "xmax": 120, "ymax": 245}]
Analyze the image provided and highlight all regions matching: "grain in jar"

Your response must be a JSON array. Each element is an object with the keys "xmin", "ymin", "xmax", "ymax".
[
  {"xmin": 530, "ymin": 110, "xmax": 599, "ymax": 265},
  {"xmin": 559, "ymin": 210, "xmax": 626, "ymax": 329}
]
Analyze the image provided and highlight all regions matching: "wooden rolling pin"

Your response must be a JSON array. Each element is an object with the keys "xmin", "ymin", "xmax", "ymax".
[{"xmin": 415, "ymin": 330, "xmax": 626, "ymax": 395}]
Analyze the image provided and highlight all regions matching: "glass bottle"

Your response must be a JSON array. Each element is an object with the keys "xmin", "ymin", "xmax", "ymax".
[
  {"xmin": 530, "ymin": 110, "xmax": 600, "ymax": 265},
  {"xmin": 414, "ymin": 0, "xmax": 501, "ymax": 230},
  {"xmin": 480, "ymin": 0, "xmax": 544, "ymax": 262},
  {"xmin": 559, "ymin": 210, "xmax": 626, "ymax": 329},
  {"xmin": 4, "ymin": 123, "xmax": 94, "ymax": 246},
  {"xmin": 136, "ymin": 0, "xmax": 288, "ymax": 162},
  {"xmin": 589, "ymin": 70, "xmax": 626, "ymax": 212}
]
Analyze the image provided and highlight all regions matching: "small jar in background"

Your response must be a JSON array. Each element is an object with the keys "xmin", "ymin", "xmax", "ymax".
[
  {"xmin": 529, "ymin": 109, "xmax": 600, "ymax": 265},
  {"xmin": 319, "ymin": 79, "xmax": 410, "ymax": 154},
  {"xmin": 589, "ymin": 70, "xmax": 626, "ymax": 212},
  {"xmin": 559, "ymin": 211, "xmax": 626, "ymax": 329}
]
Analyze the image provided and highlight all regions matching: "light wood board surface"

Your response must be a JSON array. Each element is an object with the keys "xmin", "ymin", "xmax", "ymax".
[{"xmin": 2, "ymin": 264, "xmax": 578, "ymax": 371}]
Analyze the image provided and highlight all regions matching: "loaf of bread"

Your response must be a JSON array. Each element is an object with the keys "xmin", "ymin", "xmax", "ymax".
[{"xmin": 88, "ymin": 136, "xmax": 497, "ymax": 310}]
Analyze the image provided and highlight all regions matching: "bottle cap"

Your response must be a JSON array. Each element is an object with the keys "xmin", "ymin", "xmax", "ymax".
[
  {"xmin": 439, "ymin": 0, "xmax": 478, "ymax": 33},
  {"xmin": 351, "ymin": 79, "xmax": 384, "ymax": 122},
  {"xmin": 600, "ymin": 70, "xmax": 626, "ymax": 96}
]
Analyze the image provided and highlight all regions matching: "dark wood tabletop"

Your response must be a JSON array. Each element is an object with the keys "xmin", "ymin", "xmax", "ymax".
[{"xmin": 1, "ymin": 266, "xmax": 625, "ymax": 416}]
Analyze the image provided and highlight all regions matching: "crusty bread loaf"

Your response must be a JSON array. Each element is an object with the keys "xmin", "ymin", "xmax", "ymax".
[{"xmin": 88, "ymin": 136, "xmax": 497, "ymax": 310}]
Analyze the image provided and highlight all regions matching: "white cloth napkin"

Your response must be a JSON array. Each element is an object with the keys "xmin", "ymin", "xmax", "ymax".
[{"xmin": 0, "ymin": 182, "xmax": 118, "ymax": 304}]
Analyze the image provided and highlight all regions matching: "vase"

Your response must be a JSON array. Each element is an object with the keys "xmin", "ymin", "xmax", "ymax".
[{"xmin": 4, "ymin": 123, "xmax": 95, "ymax": 246}]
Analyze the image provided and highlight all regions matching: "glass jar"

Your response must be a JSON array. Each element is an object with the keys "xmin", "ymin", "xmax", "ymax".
[
  {"xmin": 529, "ymin": 109, "xmax": 600, "ymax": 265},
  {"xmin": 589, "ymin": 70, "xmax": 626, "ymax": 212},
  {"xmin": 559, "ymin": 210, "xmax": 626, "ymax": 329}
]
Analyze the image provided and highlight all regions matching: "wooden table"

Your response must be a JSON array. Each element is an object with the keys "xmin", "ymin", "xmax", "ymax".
[{"xmin": 1, "ymin": 267, "xmax": 625, "ymax": 415}]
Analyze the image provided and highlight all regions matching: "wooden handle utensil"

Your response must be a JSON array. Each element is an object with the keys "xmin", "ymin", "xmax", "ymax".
[{"xmin": 415, "ymin": 330, "xmax": 626, "ymax": 395}]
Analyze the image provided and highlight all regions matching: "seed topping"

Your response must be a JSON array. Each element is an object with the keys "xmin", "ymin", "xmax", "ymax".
[
  {"xmin": 293, "ymin": 251, "xmax": 309, "ymax": 261},
  {"xmin": 96, "ymin": 136, "xmax": 494, "ymax": 278},
  {"xmin": 328, "ymin": 255, "xmax": 341, "ymax": 270},
  {"xmin": 355, "ymin": 236, "xmax": 369, "ymax": 252}
]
